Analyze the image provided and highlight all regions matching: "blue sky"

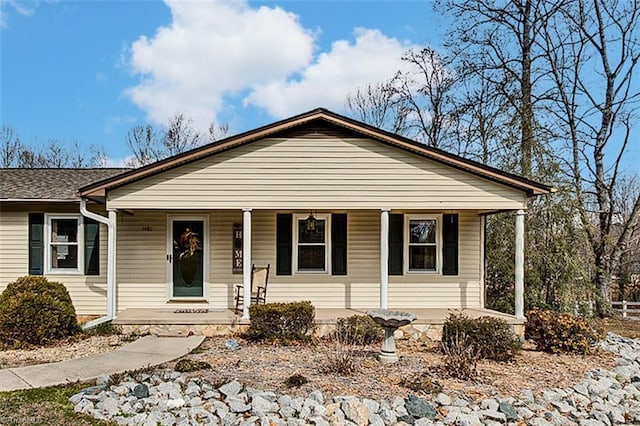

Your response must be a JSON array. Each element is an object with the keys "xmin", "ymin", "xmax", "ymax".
[{"xmin": 1, "ymin": 0, "xmax": 441, "ymax": 165}]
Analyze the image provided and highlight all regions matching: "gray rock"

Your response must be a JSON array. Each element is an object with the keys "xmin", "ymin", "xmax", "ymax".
[
  {"xmin": 480, "ymin": 409, "xmax": 506, "ymax": 422},
  {"xmin": 219, "ymin": 380, "xmax": 243, "ymax": 398},
  {"xmin": 607, "ymin": 406, "xmax": 626, "ymax": 424},
  {"xmin": 100, "ymin": 397, "xmax": 120, "ymax": 416},
  {"xmin": 308, "ymin": 416, "xmax": 329, "ymax": 426},
  {"xmin": 308, "ymin": 390, "xmax": 324, "ymax": 404},
  {"xmin": 528, "ymin": 417, "xmax": 555, "ymax": 426},
  {"xmin": 435, "ymin": 393, "xmax": 452, "ymax": 406},
  {"xmin": 73, "ymin": 399, "xmax": 94, "ymax": 414},
  {"xmin": 95, "ymin": 374, "xmax": 111, "ymax": 386},
  {"xmin": 405, "ymin": 395, "xmax": 436, "ymax": 420},
  {"xmin": 379, "ymin": 406, "xmax": 397, "ymax": 426},
  {"xmin": 227, "ymin": 397, "xmax": 251, "ymax": 413},
  {"xmin": 456, "ymin": 413, "xmax": 482, "ymax": 426},
  {"xmin": 414, "ymin": 418, "xmax": 434, "ymax": 425},
  {"xmin": 341, "ymin": 399, "xmax": 369, "ymax": 426},
  {"xmin": 252, "ymin": 395, "xmax": 278, "ymax": 414},
  {"xmin": 397, "ymin": 415, "xmax": 416, "ymax": 425},
  {"xmin": 369, "ymin": 413, "xmax": 385, "ymax": 426},
  {"xmin": 132, "ymin": 383, "xmax": 149, "ymax": 399},
  {"xmin": 498, "ymin": 401, "xmax": 518, "ymax": 421},
  {"xmin": 166, "ymin": 398, "xmax": 186, "ymax": 410}
]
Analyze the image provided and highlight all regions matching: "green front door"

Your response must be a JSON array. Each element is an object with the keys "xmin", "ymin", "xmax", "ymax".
[{"xmin": 171, "ymin": 219, "xmax": 204, "ymax": 297}]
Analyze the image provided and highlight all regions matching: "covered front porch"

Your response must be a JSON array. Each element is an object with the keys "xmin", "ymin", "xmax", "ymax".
[{"xmin": 112, "ymin": 306, "xmax": 525, "ymax": 340}]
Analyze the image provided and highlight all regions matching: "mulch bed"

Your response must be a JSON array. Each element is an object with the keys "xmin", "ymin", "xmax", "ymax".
[{"xmin": 173, "ymin": 336, "xmax": 616, "ymax": 402}]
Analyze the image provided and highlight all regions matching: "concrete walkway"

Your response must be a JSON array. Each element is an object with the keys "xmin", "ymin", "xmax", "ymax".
[{"xmin": 0, "ymin": 335, "xmax": 205, "ymax": 392}]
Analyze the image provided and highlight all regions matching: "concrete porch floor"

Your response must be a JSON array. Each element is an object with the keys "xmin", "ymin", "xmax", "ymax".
[
  {"xmin": 112, "ymin": 307, "xmax": 523, "ymax": 326},
  {"xmin": 111, "ymin": 307, "xmax": 525, "ymax": 340}
]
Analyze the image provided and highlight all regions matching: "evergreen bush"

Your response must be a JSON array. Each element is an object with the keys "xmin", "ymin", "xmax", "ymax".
[
  {"xmin": 334, "ymin": 314, "xmax": 383, "ymax": 345},
  {"xmin": 245, "ymin": 301, "xmax": 315, "ymax": 342},
  {"xmin": 441, "ymin": 312, "xmax": 521, "ymax": 362},
  {"xmin": 0, "ymin": 275, "xmax": 81, "ymax": 348}
]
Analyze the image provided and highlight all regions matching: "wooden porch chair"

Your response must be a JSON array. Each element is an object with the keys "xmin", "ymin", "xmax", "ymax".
[{"xmin": 234, "ymin": 264, "xmax": 270, "ymax": 312}]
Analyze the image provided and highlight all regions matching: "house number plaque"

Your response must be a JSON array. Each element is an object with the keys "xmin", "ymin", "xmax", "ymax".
[{"xmin": 232, "ymin": 223, "xmax": 242, "ymax": 274}]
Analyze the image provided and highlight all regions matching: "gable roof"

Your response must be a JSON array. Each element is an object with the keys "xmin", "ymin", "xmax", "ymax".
[
  {"xmin": 0, "ymin": 168, "xmax": 130, "ymax": 201},
  {"xmin": 78, "ymin": 108, "xmax": 553, "ymax": 198}
]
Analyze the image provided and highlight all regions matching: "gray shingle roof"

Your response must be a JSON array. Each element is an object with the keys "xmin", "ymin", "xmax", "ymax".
[{"xmin": 0, "ymin": 168, "xmax": 130, "ymax": 200}]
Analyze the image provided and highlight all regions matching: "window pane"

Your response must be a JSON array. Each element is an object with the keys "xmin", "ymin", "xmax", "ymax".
[
  {"xmin": 410, "ymin": 220, "xmax": 436, "ymax": 244},
  {"xmin": 409, "ymin": 246, "xmax": 436, "ymax": 270},
  {"xmin": 51, "ymin": 244, "xmax": 78, "ymax": 269},
  {"xmin": 298, "ymin": 219, "xmax": 325, "ymax": 243},
  {"xmin": 51, "ymin": 219, "xmax": 78, "ymax": 243},
  {"xmin": 298, "ymin": 246, "xmax": 325, "ymax": 270}
]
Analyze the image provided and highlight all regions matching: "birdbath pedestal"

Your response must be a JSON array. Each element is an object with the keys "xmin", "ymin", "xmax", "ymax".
[{"xmin": 367, "ymin": 309, "xmax": 417, "ymax": 364}]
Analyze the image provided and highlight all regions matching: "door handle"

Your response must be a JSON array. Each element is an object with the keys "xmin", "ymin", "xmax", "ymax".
[{"xmin": 166, "ymin": 254, "xmax": 173, "ymax": 263}]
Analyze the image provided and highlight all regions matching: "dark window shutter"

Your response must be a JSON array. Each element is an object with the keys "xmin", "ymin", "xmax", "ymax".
[
  {"xmin": 331, "ymin": 213, "xmax": 347, "ymax": 275},
  {"xmin": 389, "ymin": 213, "xmax": 404, "ymax": 275},
  {"xmin": 276, "ymin": 213, "xmax": 292, "ymax": 275},
  {"xmin": 84, "ymin": 218, "xmax": 100, "ymax": 275},
  {"xmin": 28, "ymin": 213, "xmax": 44, "ymax": 275},
  {"xmin": 442, "ymin": 213, "xmax": 459, "ymax": 275}
]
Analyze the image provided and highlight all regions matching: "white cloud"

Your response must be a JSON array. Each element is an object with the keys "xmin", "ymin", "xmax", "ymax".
[
  {"xmin": 0, "ymin": 0, "xmax": 36, "ymax": 28},
  {"xmin": 126, "ymin": 0, "xmax": 314, "ymax": 129},
  {"xmin": 246, "ymin": 28, "xmax": 415, "ymax": 117},
  {"xmin": 125, "ymin": 1, "xmax": 418, "ymax": 129}
]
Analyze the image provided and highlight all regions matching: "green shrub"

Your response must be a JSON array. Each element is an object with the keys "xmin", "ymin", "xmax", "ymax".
[
  {"xmin": 175, "ymin": 358, "xmax": 212, "ymax": 372},
  {"xmin": 441, "ymin": 312, "xmax": 521, "ymax": 362},
  {"xmin": 335, "ymin": 315, "xmax": 383, "ymax": 345},
  {"xmin": 245, "ymin": 301, "xmax": 315, "ymax": 342},
  {"xmin": 525, "ymin": 309, "xmax": 605, "ymax": 354},
  {"xmin": 0, "ymin": 275, "xmax": 81, "ymax": 348}
]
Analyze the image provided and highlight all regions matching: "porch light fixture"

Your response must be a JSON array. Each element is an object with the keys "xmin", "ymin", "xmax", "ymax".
[{"xmin": 305, "ymin": 211, "xmax": 317, "ymax": 231}]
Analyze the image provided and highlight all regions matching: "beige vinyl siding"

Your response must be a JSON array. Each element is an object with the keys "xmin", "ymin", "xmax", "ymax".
[
  {"xmin": 107, "ymin": 137, "xmax": 526, "ymax": 211},
  {"xmin": 0, "ymin": 203, "xmax": 108, "ymax": 315},
  {"xmin": 113, "ymin": 209, "xmax": 482, "ymax": 311}
]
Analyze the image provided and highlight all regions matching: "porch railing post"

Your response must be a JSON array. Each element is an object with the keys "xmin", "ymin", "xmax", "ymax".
[
  {"xmin": 242, "ymin": 208, "xmax": 252, "ymax": 319},
  {"xmin": 380, "ymin": 208, "xmax": 390, "ymax": 309},
  {"xmin": 515, "ymin": 209, "xmax": 526, "ymax": 320},
  {"xmin": 623, "ymin": 300, "xmax": 628, "ymax": 318}
]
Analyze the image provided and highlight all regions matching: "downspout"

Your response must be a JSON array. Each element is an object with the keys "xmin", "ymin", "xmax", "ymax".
[{"xmin": 80, "ymin": 198, "xmax": 116, "ymax": 329}]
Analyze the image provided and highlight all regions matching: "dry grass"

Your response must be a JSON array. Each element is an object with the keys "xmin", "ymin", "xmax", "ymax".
[{"xmin": 602, "ymin": 318, "xmax": 640, "ymax": 339}]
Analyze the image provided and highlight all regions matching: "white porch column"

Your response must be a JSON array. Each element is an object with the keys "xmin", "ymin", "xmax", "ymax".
[
  {"xmin": 242, "ymin": 208, "xmax": 252, "ymax": 319},
  {"xmin": 515, "ymin": 209, "xmax": 526, "ymax": 319},
  {"xmin": 380, "ymin": 208, "xmax": 390, "ymax": 309},
  {"xmin": 108, "ymin": 209, "xmax": 117, "ymax": 318}
]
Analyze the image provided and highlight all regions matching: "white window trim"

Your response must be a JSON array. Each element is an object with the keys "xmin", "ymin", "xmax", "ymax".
[
  {"xmin": 293, "ymin": 213, "xmax": 331, "ymax": 274},
  {"xmin": 44, "ymin": 213, "xmax": 84, "ymax": 275},
  {"xmin": 404, "ymin": 214, "xmax": 442, "ymax": 274}
]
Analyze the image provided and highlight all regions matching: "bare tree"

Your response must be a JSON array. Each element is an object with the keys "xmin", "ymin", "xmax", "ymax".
[
  {"xmin": 542, "ymin": 0, "xmax": 640, "ymax": 315},
  {"xmin": 125, "ymin": 124, "xmax": 162, "ymax": 167},
  {"xmin": 125, "ymin": 114, "xmax": 229, "ymax": 167},
  {"xmin": 163, "ymin": 113, "xmax": 202, "ymax": 156},
  {"xmin": 0, "ymin": 125, "xmax": 22, "ymax": 167},
  {"xmin": 437, "ymin": 0, "xmax": 563, "ymax": 177},
  {"xmin": 208, "ymin": 121, "xmax": 229, "ymax": 143},
  {"xmin": 346, "ymin": 80, "xmax": 409, "ymax": 135}
]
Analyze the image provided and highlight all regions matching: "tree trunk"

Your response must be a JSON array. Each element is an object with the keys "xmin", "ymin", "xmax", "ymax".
[{"xmin": 594, "ymin": 254, "xmax": 614, "ymax": 317}]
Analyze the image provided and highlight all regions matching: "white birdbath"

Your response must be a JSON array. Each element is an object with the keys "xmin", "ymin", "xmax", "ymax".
[{"xmin": 367, "ymin": 309, "xmax": 417, "ymax": 364}]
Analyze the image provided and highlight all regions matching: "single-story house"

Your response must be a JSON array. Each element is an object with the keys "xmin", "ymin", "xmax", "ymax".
[{"xmin": 0, "ymin": 108, "xmax": 552, "ymax": 335}]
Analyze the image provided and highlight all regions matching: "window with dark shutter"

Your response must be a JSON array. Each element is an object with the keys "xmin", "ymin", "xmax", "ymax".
[
  {"xmin": 388, "ymin": 213, "xmax": 404, "ymax": 275},
  {"xmin": 442, "ymin": 213, "xmax": 459, "ymax": 275},
  {"xmin": 331, "ymin": 213, "xmax": 347, "ymax": 275},
  {"xmin": 28, "ymin": 213, "xmax": 44, "ymax": 275},
  {"xmin": 276, "ymin": 213, "xmax": 292, "ymax": 275},
  {"xmin": 84, "ymin": 218, "xmax": 100, "ymax": 275}
]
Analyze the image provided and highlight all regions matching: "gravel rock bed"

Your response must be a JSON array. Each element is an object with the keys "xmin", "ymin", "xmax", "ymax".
[{"xmin": 71, "ymin": 333, "xmax": 640, "ymax": 425}]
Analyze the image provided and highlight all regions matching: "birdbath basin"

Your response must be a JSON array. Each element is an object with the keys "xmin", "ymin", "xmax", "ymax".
[{"xmin": 367, "ymin": 309, "xmax": 417, "ymax": 364}]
